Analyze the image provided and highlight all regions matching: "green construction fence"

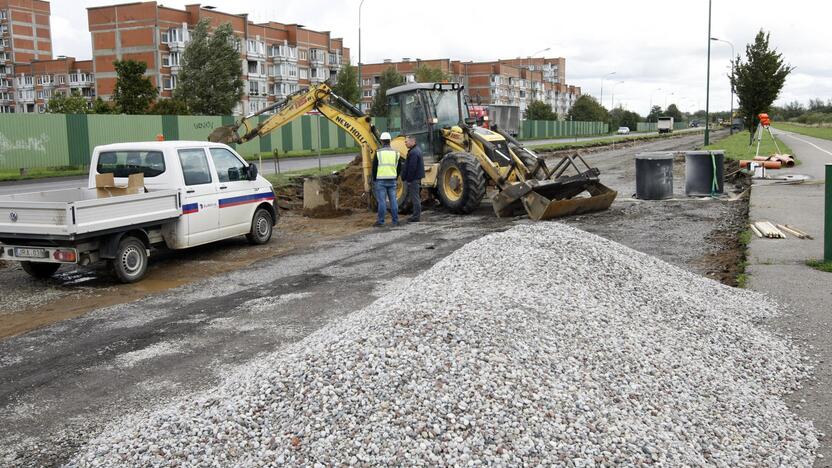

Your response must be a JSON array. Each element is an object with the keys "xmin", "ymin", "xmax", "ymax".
[
  {"xmin": 0, "ymin": 113, "xmax": 359, "ymax": 170},
  {"xmin": 0, "ymin": 114, "xmax": 610, "ymax": 170}
]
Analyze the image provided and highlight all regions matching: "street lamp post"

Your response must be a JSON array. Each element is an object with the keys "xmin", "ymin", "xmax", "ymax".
[
  {"xmin": 704, "ymin": 0, "xmax": 713, "ymax": 145},
  {"xmin": 357, "ymin": 0, "xmax": 366, "ymax": 111},
  {"xmin": 649, "ymin": 87, "xmax": 662, "ymax": 121},
  {"xmin": 600, "ymin": 71, "xmax": 616, "ymax": 108},
  {"xmin": 711, "ymin": 36, "xmax": 735, "ymax": 134},
  {"xmin": 664, "ymin": 91, "xmax": 675, "ymax": 109},
  {"xmin": 611, "ymin": 80, "xmax": 623, "ymax": 110}
]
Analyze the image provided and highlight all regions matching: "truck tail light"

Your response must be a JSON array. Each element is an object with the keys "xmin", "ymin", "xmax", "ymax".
[{"xmin": 53, "ymin": 249, "xmax": 77, "ymax": 262}]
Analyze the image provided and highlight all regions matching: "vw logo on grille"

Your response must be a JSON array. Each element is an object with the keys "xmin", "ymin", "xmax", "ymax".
[{"xmin": 8, "ymin": 211, "xmax": 17, "ymax": 222}]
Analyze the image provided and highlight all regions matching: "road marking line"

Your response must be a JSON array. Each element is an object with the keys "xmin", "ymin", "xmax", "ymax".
[{"xmin": 777, "ymin": 132, "xmax": 832, "ymax": 157}]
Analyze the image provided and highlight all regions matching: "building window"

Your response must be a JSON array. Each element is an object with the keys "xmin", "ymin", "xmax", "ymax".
[
  {"xmin": 57, "ymin": 75, "xmax": 66, "ymax": 84},
  {"xmin": 363, "ymin": 89, "xmax": 373, "ymax": 98},
  {"xmin": 299, "ymin": 68, "xmax": 308, "ymax": 79},
  {"xmin": 298, "ymin": 49, "xmax": 307, "ymax": 61},
  {"xmin": 361, "ymin": 78, "xmax": 371, "ymax": 86},
  {"xmin": 162, "ymin": 75, "xmax": 177, "ymax": 90},
  {"xmin": 0, "ymin": 105, "xmax": 12, "ymax": 113}
]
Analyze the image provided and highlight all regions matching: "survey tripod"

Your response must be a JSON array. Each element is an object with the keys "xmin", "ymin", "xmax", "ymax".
[{"xmin": 752, "ymin": 113, "xmax": 783, "ymax": 157}]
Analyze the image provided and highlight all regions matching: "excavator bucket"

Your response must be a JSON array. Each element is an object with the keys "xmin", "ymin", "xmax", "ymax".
[
  {"xmin": 492, "ymin": 153, "xmax": 617, "ymax": 220},
  {"xmin": 208, "ymin": 125, "xmax": 240, "ymax": 145}
]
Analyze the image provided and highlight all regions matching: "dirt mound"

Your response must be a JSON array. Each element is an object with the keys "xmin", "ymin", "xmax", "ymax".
[{"xmin": 336, "ymin": 154, "xmax": 369, "ymax": 209}]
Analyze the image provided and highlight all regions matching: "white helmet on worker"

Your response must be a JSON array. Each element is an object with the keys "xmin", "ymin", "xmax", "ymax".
[{"xmin": 380, "ymin": 132, "xmax": 392, "ymax": 142}]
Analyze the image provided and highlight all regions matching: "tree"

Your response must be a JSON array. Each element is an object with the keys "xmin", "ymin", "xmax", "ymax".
[
  {"xmin": 148, "ymin": 98, "xmax": 191, "ymax": 115},
  {"xmin": 664, "ymin": 104, "xmax": 683, "ymax": 122},
  {"xmin": 609, "ymin": 107, "xmax": 642, "ymax": 131},
  {"xmin": 112, "ymin": 59, "xmax": 158, "ymax": 114},
  {"xmin": 175, "ymin": 20, "xmax": 244, "ymax": 115},
  {"xmin": 731, "ymin": 30, "xmax": 793, "ymax": 142},
  {"xmin": 567, "ymin": 95, "xmax": 608, "ymax": 122},
  {"xmin": 525, "ymin": 100, "xmax": 557, "ymax": 120},
  {"xmin": 369, "ymin": 67, "xmax": 404, "ymax": 117},
  {"xmin": 331, "ymin": 63, "xmax": 360, "ymax": 105},
  {"xmin": 46, "ymin": 91, "xmax": 90, "ymax": 114},
  {"xmin": 414, "ymin": 64, "xmax": 447, "ymax": 83},
  {"xmin": 92, "ymin": 97, "xmax": 116, "ymax": 114},
  {"xmin": 646, "ymin": 105, "xmax": 663, "ymax": 122}
]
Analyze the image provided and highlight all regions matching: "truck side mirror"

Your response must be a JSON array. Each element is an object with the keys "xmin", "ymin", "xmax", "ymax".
[{"xmin": 247, "ymin": 163, "xmax": 258, "ymax": 181}]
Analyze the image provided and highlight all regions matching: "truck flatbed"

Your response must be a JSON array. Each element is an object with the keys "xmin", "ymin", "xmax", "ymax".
[{"xmin": 0, "ymin": 188, "xmax": 181, "ymax": 241}]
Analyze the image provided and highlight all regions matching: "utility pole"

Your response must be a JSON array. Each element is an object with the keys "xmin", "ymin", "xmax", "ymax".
[
  {"xmin": 357, "ymin": 0, "xmax": 365, "ymax": 111},
  {"xmin": 704, "ymin": 0, "xmax": 712, "ymax": 145}
]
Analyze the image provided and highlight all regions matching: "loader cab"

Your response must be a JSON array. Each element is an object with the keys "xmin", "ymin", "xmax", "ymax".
[{"xmin": 386, "ymin": 82, "xmax": 467, "ymax": 157}]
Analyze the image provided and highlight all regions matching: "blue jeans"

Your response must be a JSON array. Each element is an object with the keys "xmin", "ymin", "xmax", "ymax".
[{"xmin": 374, "ymin": 179, "xmax": 399, "ymax": 225}]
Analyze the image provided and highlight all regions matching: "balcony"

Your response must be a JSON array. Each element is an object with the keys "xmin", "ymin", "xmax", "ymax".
[
  {"xmin": 309, "ymin": 50, "xmax": 325, "ymax": 66},
  {"xmin": 270, "ymin": 47, "xmax": 298, "ymax": 63},
  {"xmin": 272, "ymin": 74, "xmax": 298, "ymax": 83}
]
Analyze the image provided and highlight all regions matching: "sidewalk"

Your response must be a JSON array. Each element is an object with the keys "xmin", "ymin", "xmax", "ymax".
[{"xmin": 746, "ymin": 129, "xmax": 832, "ymax": 465}]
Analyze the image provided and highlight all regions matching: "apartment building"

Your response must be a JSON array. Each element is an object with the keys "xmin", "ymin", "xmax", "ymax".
[
  {"xmin": 0, "ymin": 0, "xmax": 52, "ymax": 113},
  {"xmin": 360, "ymin": 57, "xmax": 580, "ymax": 117},
  {"xmin": 13, "ymin": 56, "xmax": 93, "ymax": 113},
  {"xmin": 87, "ymin": 1, "xmax": 349, "ymax": 115}
]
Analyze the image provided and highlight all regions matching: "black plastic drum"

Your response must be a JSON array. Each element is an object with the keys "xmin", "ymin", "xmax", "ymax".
[
  {"xmin": 685, "ymin": 151, "xmax": 724, "ymax": 196},
  {"xmin": 635, "ymin": 153, "xmax": 674, "ymax": 200}
]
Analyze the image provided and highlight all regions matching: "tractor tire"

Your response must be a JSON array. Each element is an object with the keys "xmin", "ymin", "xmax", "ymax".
[
  {"xmin": 436, "ymin": 152, "xmax": 486, "ymax": 214},
  {"xmin": 21, "ymin": 261, "xmax": 61, "ymax": 279}
]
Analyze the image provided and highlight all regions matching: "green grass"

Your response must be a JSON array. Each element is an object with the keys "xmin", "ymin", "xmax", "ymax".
[
  {"xmin": 264, "ymin": 163, "xmax": 348, "ymax": 189},
  {"xmin": 530, "ymin": 129, "xmax": 704, "ymax": 152},
  {"xmin": 703, "ymin": 130, "xmax": 793, "ymax": 161},
  {"xmin": 806, "ymin": 260, "xmax": 832, "ymax": 273},
  {"xmin": 243, "ymin": 146, "xmax": 358, "ymax": 162},
  {"xmin": 0, "ymin": 166, "xmax": 89, "ymax": 182},
  {"xmin": 773, "ymin": 122, "xmax": 832, "ymax": 141}
]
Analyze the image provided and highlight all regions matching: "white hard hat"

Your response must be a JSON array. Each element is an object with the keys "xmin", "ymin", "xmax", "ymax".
[{"xmin": 380, "ymin": 132, "xmax": 392, "ymax": 141}]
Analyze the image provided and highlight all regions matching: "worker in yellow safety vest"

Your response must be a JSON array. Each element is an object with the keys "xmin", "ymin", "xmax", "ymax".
[{"xmin": 371, "ymin": 132, "xmax": 403, "ymax": 227}]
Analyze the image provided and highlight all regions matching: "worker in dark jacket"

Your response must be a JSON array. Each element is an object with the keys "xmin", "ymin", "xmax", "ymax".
[
  {"xmin": 401, "ymin": 135, "xmax": 425, "ymax": 222},
  {"xmin": 371, "ymin": 132, "xmax": 404, "ymax": 227}
]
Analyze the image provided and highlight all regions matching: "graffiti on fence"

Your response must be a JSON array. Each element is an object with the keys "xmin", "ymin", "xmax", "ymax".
[{"xmin": 0, "ymin": 132, "xmax": 51, "ymax": 158}]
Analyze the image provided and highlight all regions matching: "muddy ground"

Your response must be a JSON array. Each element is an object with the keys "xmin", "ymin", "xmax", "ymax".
[{"xmin": 0, "ymin": 130, "xmax": 744, "ymax": 467}]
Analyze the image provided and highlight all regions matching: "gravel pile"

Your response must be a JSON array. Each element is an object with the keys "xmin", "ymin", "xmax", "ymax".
[{"xmin": 70, "ymin": 223, "xmax": 817, "ymax": 466}]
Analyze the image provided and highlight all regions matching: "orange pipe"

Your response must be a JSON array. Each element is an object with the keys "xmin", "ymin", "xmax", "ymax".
[
  {"xmin": 753, "ymin": 155, "xmax": 795, "ymax": 167},
  {"xmin": 741, "ymin": 160, "xmax": 782, "ymax": 169}
]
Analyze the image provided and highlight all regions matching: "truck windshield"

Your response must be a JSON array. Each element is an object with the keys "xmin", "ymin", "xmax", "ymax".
[
  {"xmin": 97, "ymin": 151, "xmax": 166, "ymax": 178},
  {"xmin": 428, "ymin": 90, "xmax": 465, "ymax": 128}
]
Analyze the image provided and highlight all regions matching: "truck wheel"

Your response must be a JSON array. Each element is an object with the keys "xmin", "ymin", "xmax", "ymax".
[
  {"xmin": 110, "ymin": 236, "xmax": 148, "ymax": 283},
  {"xmin": 436, "ymin": 153, "xmax": 486, "ymax": 214},
  {"xmin": 246, "ymin": 208, "xmax": 273, "ymax": 245},
  {"xmin": 21, "ymin": 262, "xmax": 61, "ymax": 279}
]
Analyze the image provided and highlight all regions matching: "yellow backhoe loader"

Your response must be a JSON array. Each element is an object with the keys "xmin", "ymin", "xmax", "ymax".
[{"xmin": 208, "ymin": 82, "xmax": 616, "ymax": 220}]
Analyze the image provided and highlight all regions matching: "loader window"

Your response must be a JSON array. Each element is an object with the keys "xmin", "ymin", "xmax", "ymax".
[
  {"xmin": 428, "ymin": 90, "xmax": 466, "ymax": 129},
  {"xmin": 97, "ymin": 151, "xmax": 166, "ymax": 178},
  {"xmin": 402, "ymin": 93, "xmax": 427, "ymax": 134},
  {"xmin": 386, "ymin": 94, "xmax": 402, "ymax": 136}
]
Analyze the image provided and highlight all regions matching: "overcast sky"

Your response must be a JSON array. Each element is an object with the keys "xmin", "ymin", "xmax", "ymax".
[{"xmin": 51, "ymin": 0, "xmax": 830, "ymax": 116}]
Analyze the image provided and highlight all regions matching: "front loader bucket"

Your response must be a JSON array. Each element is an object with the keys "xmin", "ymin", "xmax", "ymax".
[
  {"xmin": 491, "ymin": 152, "xmax": 617, "ymax": 220},
  {"xmin": 521, "ymin": 182, "xmax": 617, "ymax": 221}
]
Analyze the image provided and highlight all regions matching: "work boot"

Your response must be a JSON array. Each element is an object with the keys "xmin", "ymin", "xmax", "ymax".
[
  {"xmin": 407, "ymin": 217, "xmax": 420, "ymax": 223},
  {"xmin": 373, "ymin": 222, "xmax": 384, "ymax": 227},
  {"xmin": 392, "ymin": 222, "xmax": 400, "ymax": 227}
]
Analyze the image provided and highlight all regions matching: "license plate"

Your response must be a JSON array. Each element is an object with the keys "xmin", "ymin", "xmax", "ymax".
[{"xmin": 14, "ymin": 248, "xmax": 48, "ymax": 259}]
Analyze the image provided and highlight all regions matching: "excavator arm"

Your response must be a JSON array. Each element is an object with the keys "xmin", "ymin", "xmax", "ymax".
[{"xmin": 209, "ymin": 84, "xmax": 380, "ymax": 192}]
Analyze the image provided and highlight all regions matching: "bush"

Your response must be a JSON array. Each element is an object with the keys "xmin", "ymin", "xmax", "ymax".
[{"xmin": 795, "ymin": 112, "xmax": 832, "ymax": 125}]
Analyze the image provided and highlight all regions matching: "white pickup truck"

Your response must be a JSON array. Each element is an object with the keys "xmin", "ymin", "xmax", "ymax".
[{"xmin": 0, "ymin": 141, "xmax": 277, "ymax": 283}]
